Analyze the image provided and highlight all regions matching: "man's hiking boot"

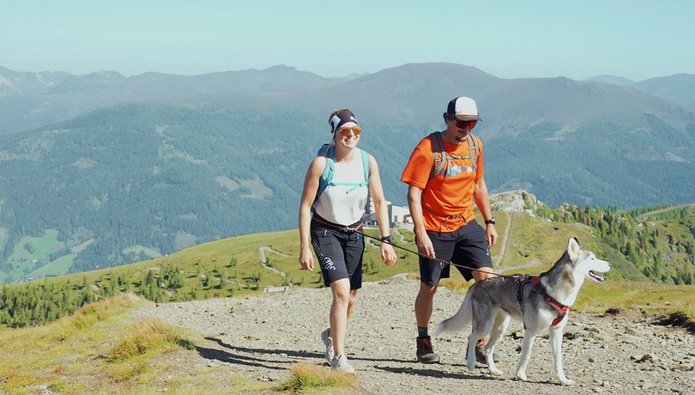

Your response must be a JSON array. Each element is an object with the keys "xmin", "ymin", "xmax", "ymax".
[
  {"xmin": 320, "ymin": 328, "xmax": 334, "ymax": 364},
  {"xmin": 475, "ymin": 338, "xmax": 499, "ymax": 364},
  {"xmin": 331, "ymin": 354, "xmax": 355, "ymax": 374},
  {"xmin": 416, "ymin": 336, "xmax": 440, "ymax": 363}
]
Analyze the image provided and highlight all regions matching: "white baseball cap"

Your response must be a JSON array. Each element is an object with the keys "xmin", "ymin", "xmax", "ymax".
[{"xmin": 446, "ymin": 96, "xmax": 480, "ymax": 121}]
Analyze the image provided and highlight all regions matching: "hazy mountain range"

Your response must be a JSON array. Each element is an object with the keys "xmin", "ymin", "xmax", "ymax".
[
  {"xmin": 0, "ymin": 63, "xmax": 693, "ymax": 283},
  {"xmin": 0, "ymin": 65, "xmax": 351, "ymax": 135},
  {"xmin": 2, "ymin": 64, "xmax": 694, "ymax": 136},
  {"xmin": 586, "ymin": 73, "xmax": 695, "ymax": 107}
]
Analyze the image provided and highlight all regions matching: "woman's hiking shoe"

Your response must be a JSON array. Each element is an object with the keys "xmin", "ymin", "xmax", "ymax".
[
  {"xmin": 331, "ymin": 354, "xmax": 355, "ymax": 374},
  {"xmin": 416, "ymin": 336, "xmax": 440, "ymax": 363},
  {"xmin": 320, "ymin": 328, "xmax": 334, "ymax": 364}
]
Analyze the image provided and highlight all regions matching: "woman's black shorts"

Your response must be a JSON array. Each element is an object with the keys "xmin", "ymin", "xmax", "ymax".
[
  {"xmin": 310, "ymin": 218, "xmax": 365, "ymax": 290},
  {"xmin": 418, "ymin": 221, "xmax": 492, "ymax": 286}
]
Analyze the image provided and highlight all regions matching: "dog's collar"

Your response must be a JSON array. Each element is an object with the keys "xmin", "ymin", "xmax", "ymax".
[{"xmin": 517, "ymin": 275, "xmax": 569, "ymax": 327}]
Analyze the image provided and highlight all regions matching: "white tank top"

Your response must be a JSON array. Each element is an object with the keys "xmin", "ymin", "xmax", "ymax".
[{"xmin": 313, "ymin": 151, "xmax": 369, "ymax": 225}]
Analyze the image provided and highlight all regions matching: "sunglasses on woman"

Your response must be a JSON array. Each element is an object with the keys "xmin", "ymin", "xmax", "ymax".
[{"xmin": 338, "ymin": 127, "xmax": 362, "ymax": 137}]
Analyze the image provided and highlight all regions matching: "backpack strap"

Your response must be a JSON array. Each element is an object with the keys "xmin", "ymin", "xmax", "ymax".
[
  {"xmin": 329, "ymin": 148, "xmax": 369, "ymax": 193},
  {"xmin": 467, "ymin": 134, "xmax": 478, "ymax": 159},
  {"xmin": 430, "ymin": 132, "xmax": 446, "ymax": 178},
  {"xmin": 429, "ymin": 132, "xmax": 479, "ymax": 179},
  {"xmin": 360, "ymin": 148, "xmax": 370, "ymax": 184},
  {"xmin": 316, "ymin": 145, "xmax": 335, "ymax": 201},
  {"xmin": 315, "ymin": 147, "xmax": 369, "ymax": 199}
]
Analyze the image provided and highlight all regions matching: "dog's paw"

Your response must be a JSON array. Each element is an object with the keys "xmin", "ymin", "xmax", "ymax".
[
  {"xmin": 515, "ymin": 371, "xmax": 528, "ymax": 381},
  {"xmin": 466, "ymin": 360, "xmax": 476, "ymax": 371},
  {"xmin": 559, "ymin": 378, "xmax": 575, "ymax": 386},
  {"xmin": 489, "ymin": 367, "xmax": 504, "ymax": 376}
]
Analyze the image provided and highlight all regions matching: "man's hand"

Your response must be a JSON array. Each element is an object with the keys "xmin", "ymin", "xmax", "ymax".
[
  {"xmin": 486, "ymin": 224, "xmax": 498, "ymax": 248},
  {"xmin": 416, "ymin": 230, "xmax": 436, "ymax": 259}
]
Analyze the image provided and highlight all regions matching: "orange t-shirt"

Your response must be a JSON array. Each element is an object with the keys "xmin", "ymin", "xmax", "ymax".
[{"xmin": 400, "ymin": 133, "xmax": 484, "ymax": 232}]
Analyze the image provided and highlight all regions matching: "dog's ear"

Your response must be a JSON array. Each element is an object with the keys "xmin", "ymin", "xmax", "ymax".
[{"xmin": 568, "ymin": 237, "xmax": 581, "ymax": 260}]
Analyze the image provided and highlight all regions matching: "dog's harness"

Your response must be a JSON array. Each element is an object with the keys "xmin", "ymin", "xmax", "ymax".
[{"xmin": 516, "ymin": 275, "xmax": 569, "ymax": 327}]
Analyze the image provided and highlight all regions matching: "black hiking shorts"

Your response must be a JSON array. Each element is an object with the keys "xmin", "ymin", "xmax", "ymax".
[
  {"xmin": 310, "ymin": 218, "xmax": 365, "ymax": 290},
  {"xmin": 418, "ymin": 221, "xmax": 492, "ymax": 286}
]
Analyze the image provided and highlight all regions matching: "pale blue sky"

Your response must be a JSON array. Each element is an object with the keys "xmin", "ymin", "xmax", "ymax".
[{"xmin": 2, "ymin": 0, "xmax": 693, "ymax": 81}]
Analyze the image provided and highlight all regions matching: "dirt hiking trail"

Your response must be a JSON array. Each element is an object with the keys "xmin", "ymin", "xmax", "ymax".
[{"xmin": 137, "ymin": 277, "xmax": 695, "ymax": 394}]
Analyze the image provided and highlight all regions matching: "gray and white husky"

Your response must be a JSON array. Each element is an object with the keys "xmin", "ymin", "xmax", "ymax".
[{"xmin": 434, "ymin": 237, "xmax": 610, "ymax": 385}]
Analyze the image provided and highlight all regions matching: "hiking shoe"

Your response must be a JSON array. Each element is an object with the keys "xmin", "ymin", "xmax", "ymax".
[
  {"xmin": 331, "ymin": 354, "xmax": 355, "ymax": 374},
  {"xmin": 320, "ymin": 328, "xmax": 334, "ymax": 364},
  {"xmin": 475, "ymin": 338, "xmax": 487, "ymax": 364},
  {"xmin": 475, "ymin": 338, "xmax": 499, "ymax": 364},
  {"xmin": 416, "ymin": 336, "xmax": 440, "ymax": 363}
]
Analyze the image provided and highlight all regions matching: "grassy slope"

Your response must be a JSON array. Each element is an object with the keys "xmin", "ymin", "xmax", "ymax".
[
  {"xmin": 635, "ymin": 203, "xmax": 695, "ymax": 222},
  {"xmin": 29, "ymin": 254, "xmax": 76, "ymax": 277},
  {"xmin": 1, "ymin": 230, "xmax": 64, "ymax": 282},
  {"xmin": 0, "ymin": 294, "xmax": 273, "ymax": 394},
  {"xmin": 0, "ymin": 206, "xmax": 690, "ymax": 325},
  {"xmin": 24, "ymin": 213, "xmax": 580, "ymax": 301},
  {"xmin": 7, "ymin": 200, "xmax": 693, "ymax": 287},
  {"xmin": 29, "ymin": 227, "xmax": 422, "ymax": 302},
  {"xmin": 21, "ymin": 210, "xmax": 688, "ymax": 319}
]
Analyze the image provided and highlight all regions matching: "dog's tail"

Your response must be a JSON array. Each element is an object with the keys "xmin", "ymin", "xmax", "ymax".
[{"xmin": 433, "ymin": 293, "xmax": 472, "ymax": 337}]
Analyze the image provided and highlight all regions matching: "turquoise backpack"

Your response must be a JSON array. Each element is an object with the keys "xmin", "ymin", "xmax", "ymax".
[
  {"xmin": 429, "ymin": 132, "xmax": 479, "ymax": 178},
  {"xmin": 315, "ymin": 144, "xmax": 370, "ymax": 200}
]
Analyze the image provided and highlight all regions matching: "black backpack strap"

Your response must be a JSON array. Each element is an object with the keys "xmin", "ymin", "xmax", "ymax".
[
  {"xmin": 429, "ymin": 132, "xmax": 479, "ymax": 179},
  {"xmin": 430, "ymin": 132, "xmax": 446, "ymax": 179},
  {"xmin": 467, "ymin": 134, "xmax": 479, "ymax": 161}
]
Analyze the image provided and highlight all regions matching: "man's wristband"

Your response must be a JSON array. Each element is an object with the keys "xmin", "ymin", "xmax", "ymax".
[
  {"xmin": 484, "ymin": 218, "xmax": 496, "ymax": 225},
  {"xmin": 380, "ymin": 235, "xmax": 394, "ymax": 244}
]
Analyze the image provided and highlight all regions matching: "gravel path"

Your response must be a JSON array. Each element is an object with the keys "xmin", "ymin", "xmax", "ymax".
[
  {"xmin": 495, "ymin": 212, "xmax": 513, "ymax": 266},
  {"xmin": 259, "ymin": 246, "xmax": 291, "ymax": 277},
  {"xmin": 136, "ymin": 277, "xmax": 695, "ymax": 394}
]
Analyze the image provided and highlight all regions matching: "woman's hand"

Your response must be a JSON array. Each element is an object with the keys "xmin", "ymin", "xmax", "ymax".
[
  {"xmin": 381, "ymin": 243, "xmax": 397, "ymax": 266},
  {"xmin": 298, "ymin": 245, "xmax": 314, "ymax": 271}
]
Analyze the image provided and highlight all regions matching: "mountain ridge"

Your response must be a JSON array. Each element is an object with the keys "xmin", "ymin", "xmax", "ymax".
[
  {"xmin": 2, "ymin": 63, "xmax": 695, "ymax": 135},
  {"xmin": 1, "ymin": 63, "xmax": 694, "ymax": 283}
]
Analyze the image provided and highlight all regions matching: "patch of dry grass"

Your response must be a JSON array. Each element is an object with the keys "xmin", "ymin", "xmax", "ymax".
[
  {"xmin": 0, "ymin": 294, "xmax": 143, "ymax": 393},
  {"xmin": 277, "ymin": 362, "xmax": 357, "ymax": 393},
  {"xmin": 69, "ymin": 293, "xmax": 141, "ymax": 330},
  {"xmin": 0, "ymin": 292, "xmax": 276, "ymax": 394},
  {"xmin": 108, "ymin": 319, "xmax": 195, "ymax": 362}
]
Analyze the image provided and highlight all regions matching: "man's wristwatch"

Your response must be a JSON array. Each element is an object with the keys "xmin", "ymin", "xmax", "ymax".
[
  {"xmin": 380, "ymin": 235, "xmax": 395, "ymax": 244},
  {"xmin": 484, "ymin": 218, "xmax": 496, "ymax": 225}
]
